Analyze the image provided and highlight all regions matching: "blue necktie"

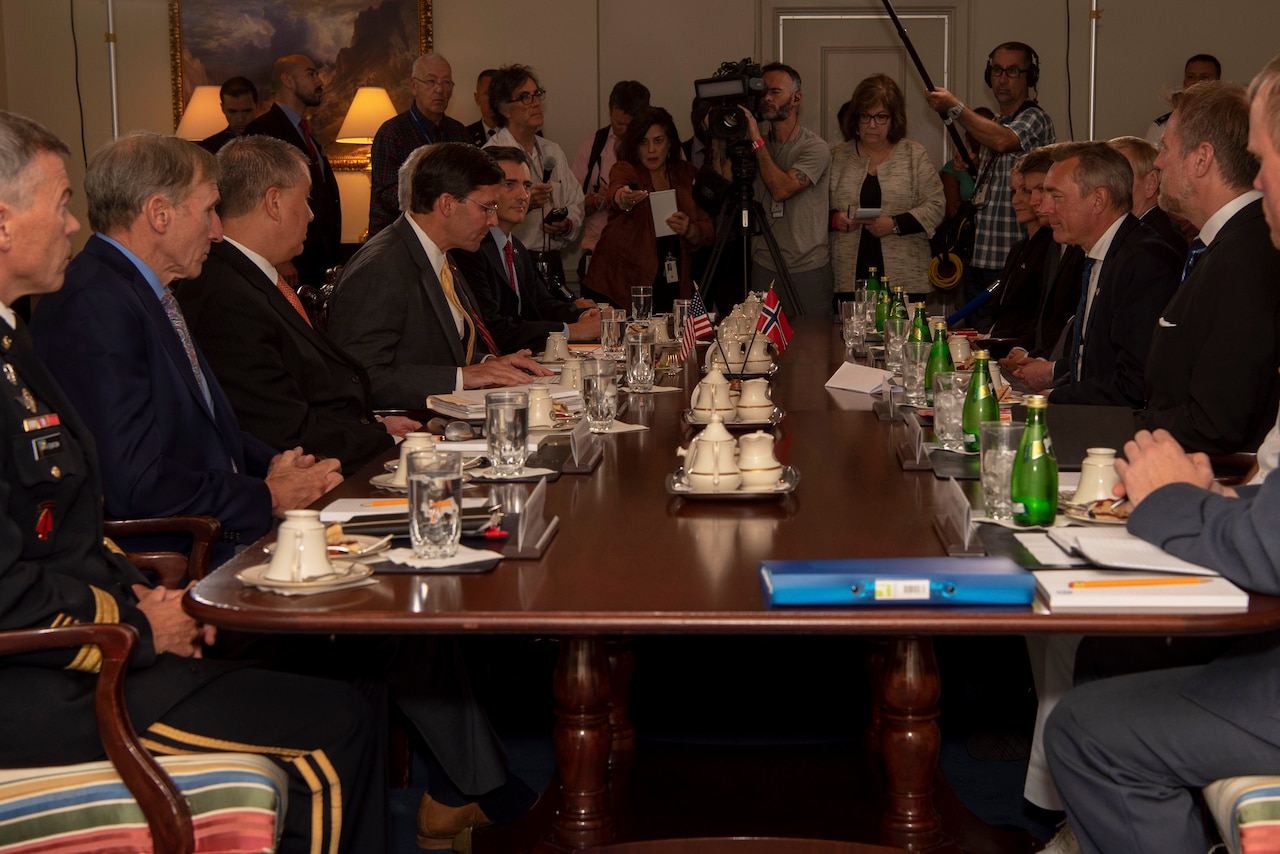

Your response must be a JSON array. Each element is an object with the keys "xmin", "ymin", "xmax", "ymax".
[
  {"xmin": 1181, "ymin": 237, "xmax": 1207, "ymax": 282},
  {"xmin": 1069, "ymin": 257, "xmax": 1097, "ymax": 383}
]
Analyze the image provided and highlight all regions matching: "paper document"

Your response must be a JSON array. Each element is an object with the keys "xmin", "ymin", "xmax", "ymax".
[
  {"xmin": 824, "ymin": 361, "xmax": 895, "ymax": 394},
  {"xmin": 1033, "ymin": 568, "xmax": 1248, "ymax": 613},
  {"xmin": 1046, "ymin": 527, "xmax": 1218, "ymax": 575},
  {"xmin": 649, "ymin": 190, "xmax": 677, "ymax": 236}
]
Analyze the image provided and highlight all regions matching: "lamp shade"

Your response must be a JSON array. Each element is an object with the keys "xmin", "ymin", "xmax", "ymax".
[
  {"xmin": 336, "ymin": 87, "xmax": 398, "ymax": 143},
  {"xmin": 174, "ymin": 86, "xmax": 227, "ymax": 140}
]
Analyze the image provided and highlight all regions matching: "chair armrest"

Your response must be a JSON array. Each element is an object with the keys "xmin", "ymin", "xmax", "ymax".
[
  {"xmin": 0, "ymin": 624, "xmax": 194, "ymax": 853},
  {"xmin": 104, "ymin": 516, "xmax": 222, "ymax": 582}
]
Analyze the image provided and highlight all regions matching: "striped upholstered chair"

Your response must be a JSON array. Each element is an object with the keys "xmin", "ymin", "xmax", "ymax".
[
  {"xmin": 0, "ymin": 624, "xmax": 287, "ymax": 854},
  {"xmin": 1206, "ymin": 776, "xmax": 1280, "ymax": 854}
]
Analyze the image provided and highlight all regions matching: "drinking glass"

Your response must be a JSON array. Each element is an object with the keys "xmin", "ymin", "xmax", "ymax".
[
  {"xmin": 625, "ymin": 328, "xmax": 656, "ymax": 391},
  {"xmin": 933, "ymin": 372, "xmax": 969, "ymax": 452},
  {"xmin": 631, "ymin": 285, "xmax": 653, "ymax": 323},
  {"xmin": 583, "ymin": 358, "xmax": 618, "ymax": 433},
  {"xmin": 407, "ymin": 450, "xmax": 463, "ymax": 559},
  {"xmin": 600, "ymin": 307, "xmax": 625, "ymax": 357},
  {"xmin": 980, "ymin": 421, "xmax": 1024, "ymax": 521},
  {"xmin": 485, "ymin": 390, "xmax": 529, "ymax": 476},
  {"xmin": 884, "ymin": 316, "xmax": 908, "ymax": 373},
  {"xmin": 901, "ymin": 340, "xmax": 931, "ymax": 406}
]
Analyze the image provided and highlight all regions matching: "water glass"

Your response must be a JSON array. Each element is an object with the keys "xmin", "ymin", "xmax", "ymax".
[
  {"xmin": 901, "ymin": 340, "xmax": 931, "ymax": 406},
  {"xmin": 884, "ymin": 316, "xmax": 908, "ymax": 373},
  {"xmin": 407, "ymin": 450, "xmax": 463, "ymax": 559},
  {"xmin": 625, "ymin": 328, "xmax": 656, "ymax": 391},
  {"xmin": 583, "ymin": 358, "xmax": 618, "ymax": 433},
  {"xmin": 485, "ymin": 390, "xmax": 529, "ymax": 476},
  {"xmin": 933, "ymin": 372, "xmax": 969, "ymax": 452},
  {"xmin": 631, "ymin": 285, "xmax": 653, "ymax": 323},
  {"xmin": 672, "ymin": 298, "xmax": 691, "ymax": 342},
  {"xmin": 600, "ymin": 307, "xmax": 625, "ymax": 356},
  {"xmin": 980, "ymin": 421, "xmax": 1024, "ymax": 521}
]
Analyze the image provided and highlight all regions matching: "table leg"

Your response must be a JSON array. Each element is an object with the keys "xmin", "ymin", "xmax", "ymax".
[
  {"xmin": 880, "ymin": 635, "xmax": 946, "ymax": 852},
  {"xmin": 546, "ymin": 636, "xmax": 614, "ymax": 851},
  {"xmin": 606, "ymin": 638, "xmax": 637, "ymax": 763}
]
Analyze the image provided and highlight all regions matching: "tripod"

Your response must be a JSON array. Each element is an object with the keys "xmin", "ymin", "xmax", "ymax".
[{"xmin": 698, "ymin": 141, "xmax": 805, "ymax": 315}]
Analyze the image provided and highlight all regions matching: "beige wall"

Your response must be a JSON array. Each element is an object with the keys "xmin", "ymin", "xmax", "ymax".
[{"xmin": 2, "ymin": 0, "xmax": 1277, "ymax": 244}]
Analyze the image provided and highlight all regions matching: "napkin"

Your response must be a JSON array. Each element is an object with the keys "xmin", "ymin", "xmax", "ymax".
[
  {"xmin": 468, "ymin": 466, "xmax": 558, "ymax": 482},
  {"xmin": 623, "ymin": 385, "xmax": 682, "ymax": 394},
  {"xmin": 604, "ymin": 420, "xmax": 648, "ymax": 433},
  {"xmin": 382, "ymin": 545, "xmax": 500, "ymax": 570},
  {"xmin": 825, "ymin": 361, "xmax": 894, "ymax": 393}
]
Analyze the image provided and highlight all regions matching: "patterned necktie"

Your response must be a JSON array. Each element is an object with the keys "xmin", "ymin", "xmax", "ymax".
[
  {"xmin": 275, "ymin": 276, "xmax": 312, "ymax": 326},
  {"xmin": 159, "ymin": 289, "xmax": 212, "ymax": 410},
  {"xmin": 1181, "ymin": 237, "xmax": 1207, "ymax": 282},
  {"xmin": 1069, "ymin": 257, "xmax": 1097, "ymax": 383},
  {"xmin": 439, "ymin": 263, "xmax": 499, "ymax": 361},
  {"xmin": 504, "ymin": 241, "xmax": 520, "ymax": 295}
]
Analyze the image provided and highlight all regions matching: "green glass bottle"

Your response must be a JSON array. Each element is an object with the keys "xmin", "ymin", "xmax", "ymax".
[
  {"xmin": 910, "ymin": 303, "xmax": 931, "ymax": 342},
  {"xmin": 1011, "ymin": 395, "xmax": 1059, "ymax": 526},
  {"xmin": 961, "ymin": 349, "xmax": 998, "ymax": 452},
  {"xmin": 865, "ymin": 266, "xmax": 881, "ymax": 296},
  {"xmin": 889, "ymin": 284, "xmax": 909, "ymax": 320},
  {"xmin": 924, "ymin": 321, "xmax": 953, "ymax": 405},
  {"xmin": 875, "ymin": 287, "xmax": 890, "ymax": 333}
]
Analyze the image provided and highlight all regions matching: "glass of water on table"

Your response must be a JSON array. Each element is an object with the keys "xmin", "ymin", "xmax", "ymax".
[
  {"xmin": 980, "ymin": 421, "xmax": 1024, "ymax": 521},
  {"xmin": 407, "ymin": 449, "xmax": 463, "ymax": 558}
]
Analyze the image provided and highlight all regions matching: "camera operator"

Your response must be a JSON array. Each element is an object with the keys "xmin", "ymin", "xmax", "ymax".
[{"xmin": 714, "ymin": 62, "xmax": 833, "ymax": 316}]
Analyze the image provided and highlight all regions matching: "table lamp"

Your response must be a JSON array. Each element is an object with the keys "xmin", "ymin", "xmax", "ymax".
[
  {"xmin": 336, "ymin": 87, "xmax": 397, "ymax": 146},
  {"xmin": 174, "ymin": 86, "xmax": 226, "ymax": 140}
]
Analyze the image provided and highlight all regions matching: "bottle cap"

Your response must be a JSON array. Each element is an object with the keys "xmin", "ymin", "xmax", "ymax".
[
  {"xmin": 973, "ymin": 349, "xmax": 990, "ymax": 360},
  {"xmin": 932, "ymin": 321, "xmax": 948, "ymax": 331},
  {"xmin": 1026, "ymin": 394, "xmax": 1048, "ymax": 409}
]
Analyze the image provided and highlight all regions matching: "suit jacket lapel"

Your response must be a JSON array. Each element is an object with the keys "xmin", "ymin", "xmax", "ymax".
[{"xmin": 394, "ymin": 218, "xmax": 467, "ymax": 365}]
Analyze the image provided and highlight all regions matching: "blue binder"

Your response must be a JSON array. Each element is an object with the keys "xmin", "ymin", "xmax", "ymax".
[{"xmin": 760, "ymin": 557, "xmax": 1034, "ymax": 607}]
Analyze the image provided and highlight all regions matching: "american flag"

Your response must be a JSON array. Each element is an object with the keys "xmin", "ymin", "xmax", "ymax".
[
  {"xmin": 680, "ymin": 291, "xmax": 714, "ymax": 361},
  {"xmin": 756, "ymin": 288, "xmax": 792, "ymax": 351}
]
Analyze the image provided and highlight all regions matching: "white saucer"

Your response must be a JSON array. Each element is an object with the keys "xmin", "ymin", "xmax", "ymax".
[
  {"xmin": 265, "ymin": 534, "xmax": 391, "ymax": 558},
  {"xmin": 370, "ymin": 472, "xmax": 407, "ymax": 492},
  {"xmin": 237, "ymin": 561, "xmax": 373, "ymax": 594}
]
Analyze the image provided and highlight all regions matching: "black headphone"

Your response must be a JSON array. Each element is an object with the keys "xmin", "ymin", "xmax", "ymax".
[{"xmin": 985, "ymin": 41, "xmax": 1040, "ymax": 89}]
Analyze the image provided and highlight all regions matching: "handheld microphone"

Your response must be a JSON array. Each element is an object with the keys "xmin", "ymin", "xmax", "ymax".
[{"xmin": 542, "ymin": 157, "xmax": 556, "ymax": 184}]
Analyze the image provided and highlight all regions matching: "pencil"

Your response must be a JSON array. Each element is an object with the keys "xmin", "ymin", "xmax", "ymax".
[
  {"xmin": 361, "ymin": 499, "xmax": 408, "ymax": 507},
  {"xmin": 1068, "ymin": 577, "xmax": 1210, "ymax": 589}
]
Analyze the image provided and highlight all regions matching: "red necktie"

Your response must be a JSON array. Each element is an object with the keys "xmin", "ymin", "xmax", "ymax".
[
  {"xmin": 276, "ymin": 276, "xmax": 312, "ymax": 327},
  {"xmin": 298, "ymin": 119, "xmax": 324, "ymax": 180},
  {"xmin": 504, "ymin": 240, "xmax": 520, "ymax": 296}
]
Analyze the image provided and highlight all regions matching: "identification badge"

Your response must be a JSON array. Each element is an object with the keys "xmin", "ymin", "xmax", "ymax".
[
  {"xmin": 31, "ymin": 432, "xmax": 63, "ymax": 460},
  {"xmin": 663, "ymin": 253, "xmax": 679, "ymax": 284},
  {"xmin": 771, "ymin": 198, "xmax": 784, "ymax": 218}
]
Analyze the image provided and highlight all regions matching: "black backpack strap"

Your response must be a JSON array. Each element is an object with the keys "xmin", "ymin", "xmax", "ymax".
[{"xmin": 582, "ymin": 126, "xmax": 611, "ymax": 194}]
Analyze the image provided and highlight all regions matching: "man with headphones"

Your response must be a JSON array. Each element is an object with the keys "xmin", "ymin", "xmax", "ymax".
[{"xmin": 926, "ymin": 42, "xmax": 1056, "ymax": 328}]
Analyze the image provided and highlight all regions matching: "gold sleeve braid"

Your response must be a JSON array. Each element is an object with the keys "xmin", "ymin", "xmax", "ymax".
[{"xmin": 62, "ymin": 586, "xmax": 121, "ymax": 674}]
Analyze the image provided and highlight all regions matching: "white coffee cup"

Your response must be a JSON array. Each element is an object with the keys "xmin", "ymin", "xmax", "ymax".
[
  {"xmin": 265, "ymin": 510, "xmax": 332, "ymax": 582},
  {"xmin": 559, "ymin": 358, "xmax": 583, "ymax": 392},
  {"xmin": 1072, "ymin": 447, "xmax": 1122, "ymax": 505},
  {"xmin": 545, "ymin": 331, "xmax": 570, "ymax": 361},
  {"xmin": 528, "ymin": 385, "xmax": 555, "ymax": 429},
  {"xmin": 393, "ymin": 432, "xmax": 436, "ymax": 486}
]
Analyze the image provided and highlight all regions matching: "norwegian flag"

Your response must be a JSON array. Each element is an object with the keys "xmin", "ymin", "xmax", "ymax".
[
  {"xmin": 756, "ymin": 288, "xmax": 792, "ymax": 351},
  {"xmin": 680, "ymin": 291, "xmax": 714, "ymax": 360}
]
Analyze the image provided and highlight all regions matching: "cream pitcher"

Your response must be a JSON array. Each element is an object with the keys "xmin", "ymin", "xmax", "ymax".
[{"xmin": 737, "ymin": 431, "xmax": 783, "ymax": 489}]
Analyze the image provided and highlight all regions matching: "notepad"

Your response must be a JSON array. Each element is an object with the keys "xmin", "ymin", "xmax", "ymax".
[
  {"xmin": 1033, "ymin": 569, "xmax": 1248, "ymax": 613},
  {"xmin": 1046, "ymin": 527, "xmax": 1217, "ymax": 576}
]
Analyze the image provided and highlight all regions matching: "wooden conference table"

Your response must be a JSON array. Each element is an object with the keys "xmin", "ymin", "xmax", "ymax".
[{"xmin": 186, "ymin": 318, "xmax": 1280, "ymax": 853}]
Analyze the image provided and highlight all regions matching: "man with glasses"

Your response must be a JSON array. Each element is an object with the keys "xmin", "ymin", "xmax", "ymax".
[
  {"xmin": 926, "ymin": 41, "xmax": 1056, "ymax": 329},
  {"xmin": 328, "ymin": 142, "xmax": 551, "ymax": 409},
  {"xmin": 369, "ymin": 53, "xmax": 472, "ymax": 237},
  {"xmin": 483, "ymin": 64, "xmax": 585, "ymax": 255}
]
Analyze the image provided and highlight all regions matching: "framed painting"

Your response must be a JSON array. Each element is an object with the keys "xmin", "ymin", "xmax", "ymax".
[{"xmin": 168, "ymin": 0, "xmax": 432, "ymax": 143}]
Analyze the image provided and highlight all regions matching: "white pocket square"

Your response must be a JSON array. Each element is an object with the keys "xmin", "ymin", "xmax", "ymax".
[{"xmin": 1158, "ymin": 316, "xmax": 1178, "ymax": 327}]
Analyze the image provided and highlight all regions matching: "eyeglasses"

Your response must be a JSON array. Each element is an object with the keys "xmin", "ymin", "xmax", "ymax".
[
  {"xmin": 857, "ymin": 112, "xmax": 891, "ymax": 126},
  {"xmin": 412, "ymin": 76, "xmax": 455, "ymax": 90},
  {"xmin": 989, "ymin": 65, "xmax": 1030, "ymax": 79},
  {"xmin": 512, "ymin": 88, "xmax": 547, "ymax": 106},
  {"xmin": 458, "ymin": 196, "xmax": 499, "ymax": 217}
]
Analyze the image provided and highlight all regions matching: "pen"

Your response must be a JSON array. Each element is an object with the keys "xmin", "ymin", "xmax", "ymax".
[
  {"xmin": 361, "ymin": 499, "xmax": 408, "ymax": 507},
  {"xmin": 1068, "ymin": 577, "xmax": 1210, "ymax": 589}
]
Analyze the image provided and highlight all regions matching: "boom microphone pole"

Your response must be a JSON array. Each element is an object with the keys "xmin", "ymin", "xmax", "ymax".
[{"xmin": 878, "ymin": 0, "xmax": 975, "ymax": 173}]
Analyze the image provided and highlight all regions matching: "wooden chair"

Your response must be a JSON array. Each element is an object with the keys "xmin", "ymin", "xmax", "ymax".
[
  {"xmin": 103, "ymin": 515, "xmax": 222, "ymax": 587},
  {"xmin": 581, "ymin": 838, "xmax": 906, "ymax": 854},
  {"xmin": 0, "ymin": 623, "xmax": 287, "ymax": 854},
  {"xmin": 1205, "ymin": 777, "xmax": 1280, "ymax": 854}
]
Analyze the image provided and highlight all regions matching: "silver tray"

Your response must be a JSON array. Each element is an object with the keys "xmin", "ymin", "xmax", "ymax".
[
  {"xmin": 682, "ymin": 406, "xmax": 785, "ymax": 430},
  {"xmin": 666, "ymin": 465, "xmax": 799, "ymax": 500},
  {"xmin": 700, "ymin": 363, "xmax": 778, "ymax": 379}
]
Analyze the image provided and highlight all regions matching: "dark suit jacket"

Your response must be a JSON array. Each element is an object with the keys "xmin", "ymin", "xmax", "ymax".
[
  {"xmin": 1049, "ymin": 214, "xmax": 1182, "ymax": 407},
  {"xmin": 988, "ymin": 226, "xmax": 1054, "ymax": 346},
  {"xmin": 177, "ymin": 240, "xmax": 394, "ymax": 475},
  {"xmin": 245, "ymin": 104, "xmax": 343, "ymax": 287},
  {"xmin": 452, "ymin": 232, "xmax": 581, "ymax": 353},
  {"xmin": 30, "ymin": 235, "xmax": 275, "ymax": 564},
  {"xmin": 198, "ymin": 128, "xmax": 237, "ymax": 154},
  {"xmin": 466, "ymin": 120, "xmax": 496, "ymax": 147},
  {"xmin": 327, "ymin": 215, "xmax": 494, "ymax": 409},
  {"xmin": 1030, "ymin": 242, "xmax": 1085, "ymax": 358},
  {"xmin": 1141, "ymin": 204, "xmax": 1190, "ymax": 256},
  {"xmin": 1136, "ymin": 199, "xmax": 1280, "ymax": 454}
]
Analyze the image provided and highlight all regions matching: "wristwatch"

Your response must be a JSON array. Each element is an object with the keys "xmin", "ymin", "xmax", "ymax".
[{"xmin": 891, "ymin": 218, "xmax": 901, "ymax": 236}]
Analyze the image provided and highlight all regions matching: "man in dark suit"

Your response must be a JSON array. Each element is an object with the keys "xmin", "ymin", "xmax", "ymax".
[
  {"xmin": 244, "ymin": 54, "xmax": 342, "ymax": 289},
  {"xmin": 0, "ymin": 110, "xmax": 385, "ymax": 854},
  {"xmin": 465, "ymin": 69, "xmax": 499, "ymax": 146},
  {"xmin": 30, "ymin": 132, "xmax": 341, "ymax": 566},
  {"xmin": 1012, "ymin": 141, "xmax": 1181, "ymax": 406},
  {"xmin": 197, "ymin": 76, "xmax": 257, "ymax": 154},
  {"xmin": 453, "ymin": 145, "xmax": 599, "ymax": 353},
  {"xmin": 178, "ymin": 136, "xmax": 420, "ymax": 475},
  {"xmin": 1108, "ymin": 135, "xmax": 1189, "ymax": 254},
  {"xmin": 1136, "ymin": 82, "xmax": 1280, "ymax": 454},
  {"xmin": 327, "ymin": 142, "xmax": 551, "ymax": 410}
]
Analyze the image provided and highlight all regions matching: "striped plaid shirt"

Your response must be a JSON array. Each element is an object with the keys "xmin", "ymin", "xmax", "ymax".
[{"xmin": 971, "ymin": 104, "xmax": 1056, "ymax": 270}]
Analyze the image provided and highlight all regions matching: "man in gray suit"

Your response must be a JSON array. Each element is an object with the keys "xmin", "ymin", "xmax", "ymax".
[
  {"xmin": 327, "ymin": 142, "xmax": 550, "ymax": 410},
  {"xmin": 1044, "ymin": 57, "xmax": 1280, "ymax": 854}
]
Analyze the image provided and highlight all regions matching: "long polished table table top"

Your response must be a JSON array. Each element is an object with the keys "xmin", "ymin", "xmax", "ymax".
[{"xmin": 186, "ymin": 317, "xmax": 1280, "ymax": 638}]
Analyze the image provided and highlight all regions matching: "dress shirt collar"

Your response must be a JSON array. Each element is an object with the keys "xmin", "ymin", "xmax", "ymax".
[
  {"xmin": 0, "ymin": 300, "xmax": 15, "ymax": 330},
  {"xmin": 97, "ymin": 233, "xmax": 166, "ymax": 301},
  {"xmin": 276, "ymin": 101, "xmax": 306, "ymax": 137},
  {"xmin": 490, "ymin": 226, "xmax": 512, "ymax": 254},
  {"xmin": 1086, "ymin": 214, "xmax": 1128, "ymax": 262},
  {"xmin": 403, "ymin": 214, "xmax": 449, "ymax": 279},
  {"xmin": 222, "ymin": 236, "xmax": 282, "ymax": 285},
  {"xmin": 1199, "ymin": 190, "xmax": 1263, "ymax": 246}
]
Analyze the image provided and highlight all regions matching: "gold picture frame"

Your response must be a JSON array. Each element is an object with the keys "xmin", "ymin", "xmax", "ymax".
[{"xmin": 167, "ymin": 0, "xmax": 432, "ymax": 141}]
